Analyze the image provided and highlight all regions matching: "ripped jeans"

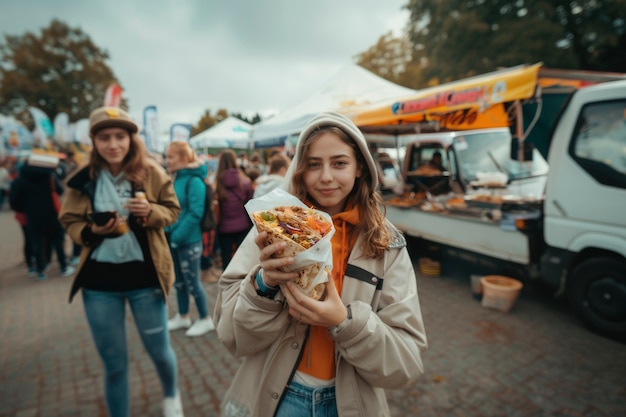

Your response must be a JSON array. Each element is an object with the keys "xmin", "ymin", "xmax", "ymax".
[
  {"xmin": 82, "ymin": 287, "xmax": 178, "ymax": 417},
  {"xmin": 171, "ymin": 241, "xmax": 209, "ymax": 318}
]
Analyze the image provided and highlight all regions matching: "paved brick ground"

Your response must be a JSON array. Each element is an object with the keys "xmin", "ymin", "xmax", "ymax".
[{"xmin": 0, "ymin": 208, "xmax": 625, "ymax": 417}]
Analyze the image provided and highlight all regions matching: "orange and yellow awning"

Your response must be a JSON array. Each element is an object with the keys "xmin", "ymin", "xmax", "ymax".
[{"xmin": 344, "ymin": 63, "xmax": 542, "ymax": 132}]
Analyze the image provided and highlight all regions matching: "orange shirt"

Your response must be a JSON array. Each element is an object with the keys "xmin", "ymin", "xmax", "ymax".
[{"xmin": 297, "ymin": 202, "xmax": 360, "ymax": 380}]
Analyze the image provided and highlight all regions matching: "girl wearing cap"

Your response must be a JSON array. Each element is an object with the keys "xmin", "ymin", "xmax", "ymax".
[
  {"xmin": 58, "ymin": 106, "xmax": 185, "ymax": 417},
  {"xmin": 214, "ymin": 112, "xmax": 427, "ymax": 417}
]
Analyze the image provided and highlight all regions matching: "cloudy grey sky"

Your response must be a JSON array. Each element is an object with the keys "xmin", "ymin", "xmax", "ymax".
[{"xmin": 1, "ymin": 0, "xmax": 409, "ymax": 131}]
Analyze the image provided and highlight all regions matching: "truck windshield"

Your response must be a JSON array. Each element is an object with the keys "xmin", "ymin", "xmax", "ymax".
[{"xmin": 453, "ymin": 131, "xmax": 549, "ymax": 183}]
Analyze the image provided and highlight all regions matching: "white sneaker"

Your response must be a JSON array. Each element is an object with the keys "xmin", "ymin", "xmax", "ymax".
[
  {"xmin": 60, "ymin": 266, "xmax": 76, "ymax": 277},
  {"xmin": 185, "ymin": 317, "xmax": 215, "ymax": 337},
  {"xmin": 163, "ymin": 393, "xmax": 184, "ymax": 417},
  {"xmin": 168, "ymin": 314, "xmax": 192, "ymax": 331}
]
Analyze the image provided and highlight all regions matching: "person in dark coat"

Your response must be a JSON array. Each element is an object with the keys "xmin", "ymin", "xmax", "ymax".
[
  {"xmin": 213, "ymin": 149, "xmax": 253, "ymax": 269},
  {"xmin": 9, "ymin": 157, "xmax": 75, "ymax": 280}
]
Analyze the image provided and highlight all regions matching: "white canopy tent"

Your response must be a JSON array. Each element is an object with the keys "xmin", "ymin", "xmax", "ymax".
[
  {"xmin": 189, "ymin": 116, "xmax": 252, "ymax": 149},
  {"xmin": 250, "ymin": 64, "xmax": 416, "ymax": 148}
]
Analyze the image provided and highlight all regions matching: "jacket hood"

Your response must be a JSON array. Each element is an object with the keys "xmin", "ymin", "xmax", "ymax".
[
  {"xmin": 253, "ymin": 174, "xmax": 284, "ymax": 198},
  {"xmin": 282, "ymin": 111, "xmax": 378, "ymax": 192},
  {"xmin": 175, "ymin": 163, "xmax": 207, "ymax": 181}
]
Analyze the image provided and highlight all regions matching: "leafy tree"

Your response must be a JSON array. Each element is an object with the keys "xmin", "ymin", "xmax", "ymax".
[
  {"xmin": 192, "ymin": 109, "xmax": 219, "ymax": 136},
  {"xmin": 0, "ymin": 19, "xmax": 123, "ymax": 126},
  {"xmin": 215, "ymin": 108, "xmax": 228, "ymax": 122},
  {"xmin": 231, "ymin": 112, "xmax": 262, "ymax": 125},
  {"xmin": 406, "ymin": 0, "xmax": 626, "ymax": 86},
  {"xmin": 192, "ymin": 109, "xmax": 262, "ymax": 136},
  {"xmin": 355, "ymin": 31, "xmax": 417, "ymax": 85}
]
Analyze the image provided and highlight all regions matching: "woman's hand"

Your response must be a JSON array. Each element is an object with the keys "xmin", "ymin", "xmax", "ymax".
[
  {"xmin": 254, "ymin": 231, "xmax": 299, "ymax": 287},
  {"xmin": 126, "ymin": 197, "xmax": 151, "ymax": 218},
  {"xmin": 281, "ymin": 273, "xmax": 347, "ymax": 327},
  {"xmin": 90, "ymin": 216, "xmax": 120, "ymax": 235}
]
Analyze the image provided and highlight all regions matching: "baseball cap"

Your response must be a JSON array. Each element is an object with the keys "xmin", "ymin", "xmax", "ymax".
[{"xmin": 89, "ymin": 107, "xmax": 138, "ymax": 137}]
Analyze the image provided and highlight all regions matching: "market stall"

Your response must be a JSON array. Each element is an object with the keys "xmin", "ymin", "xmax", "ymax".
[
  {"xmin": 189, "ymin": 116, "xmax": 252, "ymax": 151},
  {"xmin": 348, "ymin": 63, "xmax": 626, "ymax": 265},
  {"xmin": 249, "ymin": 64, "xmax": 416, "ymax": 148}
]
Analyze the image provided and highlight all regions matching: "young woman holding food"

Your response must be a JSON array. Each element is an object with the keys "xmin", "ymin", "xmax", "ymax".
[
  {"xmin": 58, "ymin": 107, "xmax": 185, "ymax": 417},
  {"xmin": 214, "ymin": 112, "xmax": 427, "ymax": 417}
]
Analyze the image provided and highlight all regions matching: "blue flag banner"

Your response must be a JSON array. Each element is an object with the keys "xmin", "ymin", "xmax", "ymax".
[
  {"xmin": 143, "ymin": 105, "xmax": 159, "ymax": 152},
  {"xmin": 29, "ymin": 107, "xmax": 54, "ymax": 145},
  {"xmin": 170, "ymin": 123, "xmax": 193, "ymax": 143},
  {"xmin": 72, "ymin": 119, "xmax": 90, "ymax": 145},
  {"xmin": 53, "ymin": 112, "xmax": 71, "ymax": 144}
]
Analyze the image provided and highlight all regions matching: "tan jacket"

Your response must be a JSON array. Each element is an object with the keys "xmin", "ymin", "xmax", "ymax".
[
  {"xmin": 58, "ymin": 160, "xmax": 180, "ymax": 302},
  {"xmin": 214, "ymin": 221, "xmax": 427, "ymax": 417}
]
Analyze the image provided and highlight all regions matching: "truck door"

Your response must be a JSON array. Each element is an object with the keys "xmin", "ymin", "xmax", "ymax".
[
  {"xmin": 545, "ymin": 98, "xmax": 626, "ymax": 250},
  {"xmin": 545, "ymin": 90, "xmax": 626, "ymax": 339}
]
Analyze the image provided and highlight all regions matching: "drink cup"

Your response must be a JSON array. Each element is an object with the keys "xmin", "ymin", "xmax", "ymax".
[
  {"xmin": 116, "ymin": 218, "xmax": 129, "ymax": 235},
  {"xmin": 134, "ymin": 191, "xmax": 149, "ymax": 224}
]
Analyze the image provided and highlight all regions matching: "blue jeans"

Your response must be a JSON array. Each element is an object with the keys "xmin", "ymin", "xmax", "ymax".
[
  {"xmin": 82, "ymin": 287, "xmax": 178, "ymax": 417},
  {"xmin": 275, "ymin": 381, "xmax": 338, "ymax": 417},
  {"xmin": 171, "ymin": 241, "xmax": 209, "ymax": 318}
]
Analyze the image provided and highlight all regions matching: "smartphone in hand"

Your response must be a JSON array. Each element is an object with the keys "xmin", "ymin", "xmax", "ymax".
[{"xmin": 88, "ymin": 211, "xmax": 117, "ymax": 226}]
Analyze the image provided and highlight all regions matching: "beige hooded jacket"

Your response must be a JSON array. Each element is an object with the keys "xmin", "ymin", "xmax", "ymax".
[{"xmin": 214, "ymin": 112, "xmax": 427, "ymax": 417}]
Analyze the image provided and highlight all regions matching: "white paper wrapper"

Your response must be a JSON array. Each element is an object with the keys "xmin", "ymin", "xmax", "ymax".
[{"xmin": 245, "ymin": 188, "xmax": 335, "ymax": 298}]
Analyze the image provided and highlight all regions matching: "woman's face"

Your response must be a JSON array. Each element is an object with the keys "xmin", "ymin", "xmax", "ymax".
[
  {"xmin": 93, "ymin": 127, "xmax": 131, "ymax": 173},
  {"xmin": 302, "ymin": 132, "xmax": 361, "ymax": 216},
  {"xmin": 165, "ymin": 147, "xmax": 186, "ymax": 173}
]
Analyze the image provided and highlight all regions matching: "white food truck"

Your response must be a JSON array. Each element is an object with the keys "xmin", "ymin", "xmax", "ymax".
[{"xmin": 354, "ymin": 64, "xmax": 626, "ymax": 338}]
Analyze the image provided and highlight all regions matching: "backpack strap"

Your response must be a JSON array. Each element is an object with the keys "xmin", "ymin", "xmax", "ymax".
[
  {"xmin": 183, "ymin": 176, "xmax": 196, "ymax": 208},
  {"xmin": 345, "ymin": 264, "xmax": 383, "ymax": 290},
  {"xmin": 345, "ymin": 264, "xmax": 384, "ymax": 310},
  {"xmin": 184, "ymin": 177, "xmax": 191, "ymax": 194}
]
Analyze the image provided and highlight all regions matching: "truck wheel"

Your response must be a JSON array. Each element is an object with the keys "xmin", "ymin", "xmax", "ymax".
[{"xmin": 568, "ymin": 257, "xmax": 626, "ymax": 340}]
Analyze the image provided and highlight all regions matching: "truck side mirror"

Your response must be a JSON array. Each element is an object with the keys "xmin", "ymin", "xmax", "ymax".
[{"xmin": 510, "ymin": 137, "xmax": 534, "ymax": 162}]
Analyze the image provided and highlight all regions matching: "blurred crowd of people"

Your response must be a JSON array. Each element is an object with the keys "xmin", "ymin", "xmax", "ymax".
[
  {"xmin": 4, "ymin": 151, "xmax": 80, "ymax": 279},
  {"xmin": 2, "ymin": 133, "xmax": 292, "ymax": 284}
]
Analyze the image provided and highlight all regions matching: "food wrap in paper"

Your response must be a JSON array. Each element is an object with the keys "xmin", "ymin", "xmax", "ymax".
[{"xmin": 245, "ymin": 188, "xmax": 335, "ymax": 300}]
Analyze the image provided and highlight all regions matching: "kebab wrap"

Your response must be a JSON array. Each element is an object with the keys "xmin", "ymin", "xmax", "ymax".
[{"xmin": 245, "ymin": 188, "xmax": 335, "ymax": 300}]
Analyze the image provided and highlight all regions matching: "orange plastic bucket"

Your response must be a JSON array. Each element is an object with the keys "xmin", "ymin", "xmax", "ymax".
[{"xmin": 480, "ymin": 275, "xmax": 523, "ymax": 313}]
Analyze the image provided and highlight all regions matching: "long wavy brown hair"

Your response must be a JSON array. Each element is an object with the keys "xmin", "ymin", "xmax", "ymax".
[
  {"xmin": 290, "ymin": 126, "xmax": 390, "ymax": 259},
  {"xmin": 214, "ymin": 149, "xmax": 250, "ymax": 201},
  {"xmin": 89, "ymin": 129, "xmax": 149, "ymax": 185}
]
